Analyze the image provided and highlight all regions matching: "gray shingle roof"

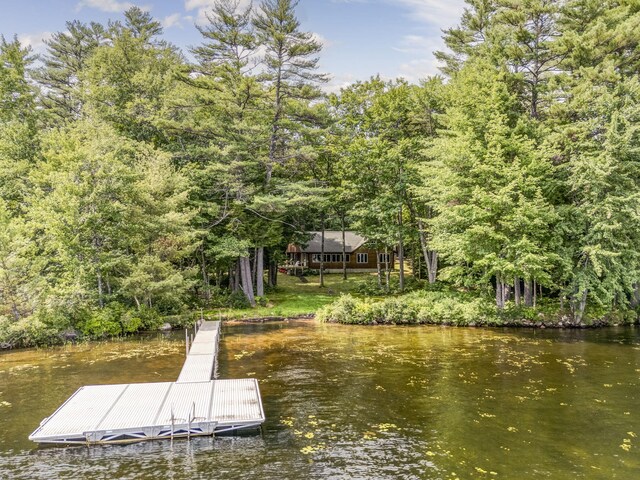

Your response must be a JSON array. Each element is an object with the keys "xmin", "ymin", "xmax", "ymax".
[{"xmin": 298, "ymin": 231, "xmax": 367, "ymax": 253}]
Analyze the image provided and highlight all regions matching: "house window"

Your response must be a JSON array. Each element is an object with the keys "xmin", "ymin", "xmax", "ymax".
[
  {"xmin": 356, "ymin": 253, "xmax": 368, "ymax": 264},
  {"xmin": 313, "ymin": 254, "xmax": 351, "ymax": 263},
  {"xmin": 379, "ymin": 253, "xmax": 390, "ymax": 264}
]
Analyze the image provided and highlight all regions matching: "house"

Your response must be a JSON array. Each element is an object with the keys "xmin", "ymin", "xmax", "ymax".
[{"xmin": 286, "ymin": 231, "xmax": 394, "ymax": 273}]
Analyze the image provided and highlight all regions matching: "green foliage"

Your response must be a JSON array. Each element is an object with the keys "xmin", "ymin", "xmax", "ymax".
[
  {"xmin": 226, "ymin": 291, "xmax": 252, "ymax": 309},
  {"xmin": 0, "ymin": 315, "xmax": 61, "ymax": 348},
  {"xmin": 355, "ymin": 276, "xmax": 424, "ymax": 295},
  {"xmin": 317, "ymin": 292, "xmax": 494, "ymax": 326},
  {"xmin": 3, "ymin": 0, "xmax": 640, "ymax": 347}
]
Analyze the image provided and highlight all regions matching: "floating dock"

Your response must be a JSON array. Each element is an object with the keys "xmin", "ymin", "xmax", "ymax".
[{"xmin": 29, "ymin": 321, "xmax": 265, "ymax": 445}]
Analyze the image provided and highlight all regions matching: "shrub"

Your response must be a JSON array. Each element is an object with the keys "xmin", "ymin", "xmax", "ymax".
[
  {"xmin": 256, "ymin": 296, "xmax": 269, "ymax": 307},
  {"xmin": 317, "ymin": 294, "xmax": 364, "ymax": 324},
  {"xmin": 355, "ymin": 276, "xmax": 425, "ymax": 296},
  {"xmin": 0, "ymin": 315, "xmax": 61, "ymax": 348},
  {"xmin": 80, "ymin": 306, "xmax": 123, "ymax": 338},
  {"xmin": 319, "ymin": 290, "xmax": 494, "ymax": 326},
  {"xmin": 226, "ymin": 291, "xmax": 251, "ymax": 309}
]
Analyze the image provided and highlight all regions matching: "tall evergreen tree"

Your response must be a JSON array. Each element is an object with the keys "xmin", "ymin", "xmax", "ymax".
[
  {"xmin": 253, "ymin": 0, "xmax": 328, "ymax": 186},
  {"xmin": 84, "ymin": 8, "xmax": 182, "ymax": 144},
  {"xmin": 35, "ymin": 20, "xmax": 105, "ymax": 122}
]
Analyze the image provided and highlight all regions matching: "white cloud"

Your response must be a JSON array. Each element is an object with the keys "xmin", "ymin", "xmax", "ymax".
[
  {"xmin": 323, "ymin": 73, "xmax": 356, "ymax": 94},
  {"xmin": 390, "ymin": 0, "xmax": 465, "ymax": 26},
  {"xmin": 332, "ymin": 0, "xmax": 465, "ymax": 26},
  {"xmin": 311, "ymin": 32, "xmax": 334, "ymax": 49},
  {"xmin": 185, "ymin": 0, "xmax": 252, "ymax": 25},
  {"xmin": 76, "ymin": 0, "xmax": 150, "ymax": 13},
  {"xmin": 393, "ymin": 34, "xmax": 439, "ymax": 53},
  {"xmin": 398, "ymin": 57, "xmax": 441, "ymax": 82},
  {"xmin": 18, "ymin": 31, "xmax": 53, "ymax": 56},
  {"xmin": 162, "ymin": 13, "xmax": 184, "ymax": 29}
]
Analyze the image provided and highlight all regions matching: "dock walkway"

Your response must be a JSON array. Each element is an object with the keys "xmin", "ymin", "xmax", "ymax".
[
  {"xmin": 29, "ymin": 321, "xmax": 265, "ymax": 445},
  {"xmin": 177, "ymin": 320, "xmax": 220, "ymax": 383}
]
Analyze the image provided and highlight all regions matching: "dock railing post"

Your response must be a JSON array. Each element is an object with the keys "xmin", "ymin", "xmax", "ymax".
[{"xmin": 170, "ymin": 406, "xmax": 175, "ymax": 441}]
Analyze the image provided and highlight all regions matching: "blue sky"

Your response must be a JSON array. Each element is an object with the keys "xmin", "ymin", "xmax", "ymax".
[{"xmin": 0, "ymin": 0, "xmax": 466, "ymax": 91}]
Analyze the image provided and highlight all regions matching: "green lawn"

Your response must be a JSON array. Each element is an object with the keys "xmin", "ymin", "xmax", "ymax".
[{"xmin": 208, "ymin": 272, "xmax": 376, "ymax": 320}]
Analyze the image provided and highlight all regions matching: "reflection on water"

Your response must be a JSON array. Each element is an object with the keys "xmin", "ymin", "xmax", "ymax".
[{"xmin": 1, "ymin": 322, "xmax": 639, "ymax": 479}]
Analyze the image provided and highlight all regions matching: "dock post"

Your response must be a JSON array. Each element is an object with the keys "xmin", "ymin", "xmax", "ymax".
[{"xmin": 170, "ymin": 407, "xmax": 175, "ymax": 441}]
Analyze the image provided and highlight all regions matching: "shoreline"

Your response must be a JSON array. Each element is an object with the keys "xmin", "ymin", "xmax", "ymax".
[
  {"xmin": 2, "ymin": 314, "xmax": 637, "ymax": 352},
  {"xmin": 222, "ymin": 314, "xmax": 637, "ymax": 329}
]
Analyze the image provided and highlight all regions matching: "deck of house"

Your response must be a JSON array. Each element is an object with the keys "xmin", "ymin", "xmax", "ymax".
[{"xmin": 29, "ymin": 321, "xmax": 265, "ymax": 445}]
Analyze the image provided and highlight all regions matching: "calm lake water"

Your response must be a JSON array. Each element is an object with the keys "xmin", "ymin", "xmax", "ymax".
[{"xmin": 1, "ymin": 321, "xmax": 639, "ymax": 479}]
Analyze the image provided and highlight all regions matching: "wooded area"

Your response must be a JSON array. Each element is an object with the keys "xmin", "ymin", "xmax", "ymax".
[{"xmin": 1, "ymin": 0, "xmax": 640, "ymax": 346}]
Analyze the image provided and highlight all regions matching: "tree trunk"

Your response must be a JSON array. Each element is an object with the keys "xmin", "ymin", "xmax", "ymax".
[
  {"xmin": 376, "ymin": 250, "xmax": 382, "ymax": 288},
  {"xmin": 200, "ymin": 247, "xmax": 210, "ymax": 302},
  {"xmin": 428, "ymin": 251, "xmax": 438, "ymax": 284},
  {"xmin": 240, "ymin": 256, "xmax": 256, "ymax": 307},
  {"xmin": 407, "ymin": 201, "xmax": 438, "ymax": 284},
  {"xmin": 320, "ymin": 217, "xmax": 325, "ymax": 288},
  {"xmin": 272, "ymin": 259, "xmax": 278, "ymax": 286},
  {"xmin": 524, "ymin": 279, "xmax": 533, "ymax": 307},
  {"xmin": 256, "ymin": 247, "xmax": 264, "ymax": 297},
  {"xmin": 514, "ymin": 277, "xmax": 521, "ymax": 306},
  {"xmin": 503, "ymin": 283, "xmax": 511, "ymax": 304},
  {"xmin": 233, "ymin": 260, "xmax": 240, "ymax": 293},
  {"xmin": 252, "ymin": 248, "xmax": 257, "ymax": 287},
  {"xmin": 496, "ymin": 276, "xmax": 505, "ymax": 310},
  {"xmin": 268, "ymin": 256, "xmax": 276, "ymax": 288},
  {"xmin": 266, "ymin": 62, "xmax": 283, "ymax": 186},
  {"xmin": 341, "ymin": 214, "xmax": 347, "ymax": 281},
  {"xmin": 96, "ymin": 269, "xmax": 104, "ymax": 309},
  {"xmin": 533, "ymin": 280, "xmax": 537, "ymax": 308},
  {"xmin": 384, "ymin": 247, "xmax": 390, "ymax": 292},
  {"xmin": 576, "ymin": 288, "xmax": 588, "ymax": 323},
  {"xmin": 398, "ymin": 204, "xmax": 405, "ymax": 293},
  {"xmin": 632, "ymin": 283, "xmax": 640, "ymax": 308}
]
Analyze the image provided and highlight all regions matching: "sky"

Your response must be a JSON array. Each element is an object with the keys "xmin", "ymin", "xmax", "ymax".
[{"xmin": 0, "ymin": 0, "xmax": 467, "ymax": 92}]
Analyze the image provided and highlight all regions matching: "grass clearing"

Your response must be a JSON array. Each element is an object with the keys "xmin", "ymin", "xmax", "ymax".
[{"xmin": 208, "ymin": 273, "xmax": 376, "ymax": 320}]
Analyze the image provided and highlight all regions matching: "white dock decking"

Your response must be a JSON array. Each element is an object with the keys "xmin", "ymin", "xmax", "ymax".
[
  {"xmin": 177, "ymin": 320, "xmax": 220, "ymax": 383},
  {"xmin": 29, "ymin": 321, "xmax": 265, "ymax": 445}
]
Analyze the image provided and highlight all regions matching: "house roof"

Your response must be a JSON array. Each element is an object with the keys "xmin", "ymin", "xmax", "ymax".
[{"xmin": 293, "ymin": 231, "xmax": 368, "ymax": 253}]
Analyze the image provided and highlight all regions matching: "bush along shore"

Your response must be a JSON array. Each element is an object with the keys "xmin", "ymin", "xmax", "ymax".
[
  {"xmin": 316, "ymin": 292, "xmax": 640, "ymax": 328},
  {"xmin": 0, "ymin": 308, "xmax": 200, "ymax": 350}
]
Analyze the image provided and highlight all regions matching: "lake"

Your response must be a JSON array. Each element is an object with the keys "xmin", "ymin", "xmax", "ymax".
[{"xmin": 1, "ymin": 321, "xmax": 639, "ymax": 479}]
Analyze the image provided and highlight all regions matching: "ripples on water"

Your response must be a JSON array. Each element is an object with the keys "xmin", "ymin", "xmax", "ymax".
[{"xmin": 1, "ymin": 322, "xmax": 639, "ymax": 479}]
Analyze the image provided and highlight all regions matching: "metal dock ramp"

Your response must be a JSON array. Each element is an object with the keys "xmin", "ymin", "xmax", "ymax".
[
  {"xmin": 29, "ymin": 321, "xmax": 265, "ymax": 445},
  {"xmin": 177, "ymin": 320, "xmax": 220, "ymax": 383}
]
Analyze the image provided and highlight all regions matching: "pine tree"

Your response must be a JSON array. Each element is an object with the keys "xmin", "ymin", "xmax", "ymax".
[
  {"xmin": 253, "ymin": 0, "xmax": 328, "ymax": 186},
  {"xmin": 35, "ymin": 20, "xmax": 105, "ymax": 122},
  {"xmin": 83, "ymin": 8, "xmax": 182, "ymax": 144},
  {"xmin": 435, "ymin": 0, "xmax": 499, "ymax": 76}
]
